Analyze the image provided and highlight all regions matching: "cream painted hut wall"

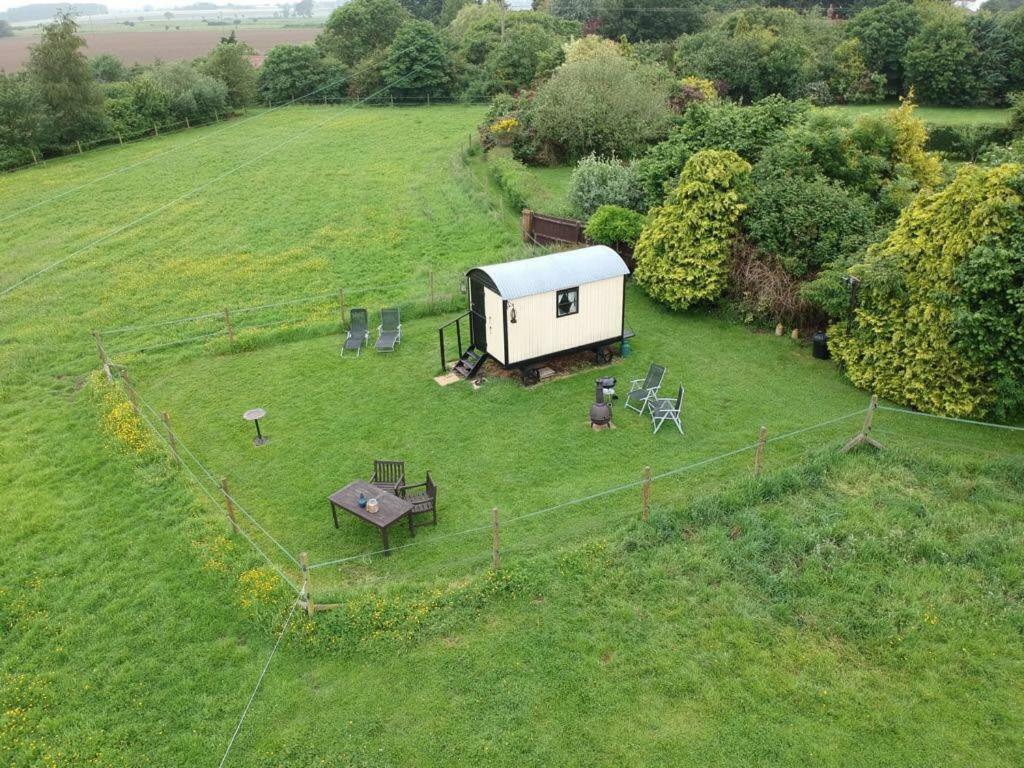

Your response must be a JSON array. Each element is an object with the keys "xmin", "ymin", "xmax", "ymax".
[
  {"xmin": 505, "ymin": 276, "xmax": 623, "ymax": 364},
  {"xmin": 484, "ymin": 286, "xmax": 506, "ymax": 365}
]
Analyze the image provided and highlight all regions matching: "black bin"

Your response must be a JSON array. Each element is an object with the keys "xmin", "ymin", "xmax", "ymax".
[{"xmin": 812, "ymin": 331, "xmax": 830, "ymax": 360}]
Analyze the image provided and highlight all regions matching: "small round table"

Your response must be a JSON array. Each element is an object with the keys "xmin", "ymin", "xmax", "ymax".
[{"xmin": 243, "ymin": 408, "xmax": 268, "ymax": 446}]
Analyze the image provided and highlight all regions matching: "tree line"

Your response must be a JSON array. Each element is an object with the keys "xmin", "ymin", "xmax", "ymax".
[{"xmin": 8, "ymin": 0, "xmax": 1024, "ymax": 170}]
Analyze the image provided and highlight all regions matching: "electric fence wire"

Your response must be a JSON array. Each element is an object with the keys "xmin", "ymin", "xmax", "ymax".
[
  {"xmin": 217, "ymin": 601, "xmax": 297, "ymax": 768},
  {"xmin": 307, "ymin": 407, "xmax": 868, "ymax": 570},
  {"xmin": 0, "ymin": 37, "xmax": 444, "ymax": 227},
  {"xmin": 99, "ymin": 273, "xmax": 465, "ymax": 337},
  {"xmin": 877, "ymin": 405, "xmax": 1024, "ymax": 432},
  {"xmin": 132, "ymin": 403, "xmax": 301, "ymax": 593},
  {"xmin": 0, "ymin": 55, "xmax": 447, "ymax": 300},
  {"xmin": 131, "ymin": 387, "xmax": 302, "ymax": 569}
]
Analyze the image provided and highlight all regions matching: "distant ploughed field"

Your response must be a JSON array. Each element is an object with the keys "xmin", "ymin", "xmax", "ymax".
[{"xmin": 0, "ymin": 27, "xmax": 319, "ymax": 71}]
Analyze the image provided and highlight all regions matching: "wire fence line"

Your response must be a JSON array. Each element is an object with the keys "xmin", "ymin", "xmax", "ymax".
[
  {"xmin": 0, "ymin": 36, "xmax": 469, "ymax": 195},
  {"xmin": 100, "ymin": 273, "xmax": 465, "ymax": 336},
  {"xmin": 0, "ymin": 56, "xmax": 448, "ymax": 301},
  {"xmin": 131, "ymin": 401, "xmax": 301, "ymax": 593},
  {"xmin": 132, "ymin": 387, "xmax": 302, "ymax": 570},
  {"xmin": 877, "ymin": 405, "xmax": 1024, "ymax": 433},
  {"xmin": 109, "ymin": 337, "xmax": 1024, "ymax": 607},
  {"xmin": 305, "ymin": 407, "xmax": 869, "ymax": 571},
  {"xmin": 98, "ymin": 272, "xmax": 468, "ymax": 358},
  {"xmin": 217, "ymin": 601, "xmax": 298, "ymax": 768}
]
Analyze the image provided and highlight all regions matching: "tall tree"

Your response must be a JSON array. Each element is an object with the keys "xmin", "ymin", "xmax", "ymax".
[
  {"xmin": 203, "ymin": 41, "xmax": 257, "ymax": 107},
  {"xmin": 27, "ymin": 12, "xmax": 106, "ymax": 147},
  {"xmin": 398, "ymin": 0, "xmax": 443, "ymax": 23},
  {"xmin": 845, "ymin": 0, "xmax": 921, "ymax": 96},
  {"xmin": 317, "ymin": 0, "xmax": 410, "ymax": 66},
  {"xmin": 904, "ymin": 14, "xmax": 978, "ymax": 105},
  {"xmin": 383, "ymin": 19, "xmax": 450, "ymax": 97}
]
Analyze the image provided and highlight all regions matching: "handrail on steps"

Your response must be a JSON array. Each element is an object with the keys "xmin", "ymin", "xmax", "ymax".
[{"xmin": 438, "ymin": 311, "xmax": 471, "ymax": 373}]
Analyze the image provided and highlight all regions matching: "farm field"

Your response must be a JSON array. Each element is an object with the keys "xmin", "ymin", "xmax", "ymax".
[
  {"xmin": 0, "ymin": 26, "xmax": 319, "ymax": 70},
  {"xmin": 2, "ymin": 106, "xmax": 1023, "ymax": 766}
]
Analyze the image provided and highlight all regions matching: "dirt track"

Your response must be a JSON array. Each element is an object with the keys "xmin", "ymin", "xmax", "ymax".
[{"xmin": 0, "ymin": 27, "xmax": 319, "ymax": 72}]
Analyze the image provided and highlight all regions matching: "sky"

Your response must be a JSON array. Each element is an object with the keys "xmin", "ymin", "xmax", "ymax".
[{"xmin": 0, "ymin": 1, "xmax": 285, "ymax": 13}]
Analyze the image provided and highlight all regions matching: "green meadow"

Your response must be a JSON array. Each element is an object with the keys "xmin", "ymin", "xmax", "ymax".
[{"xmin": 2, "ymin": 105, "xmax": 1022, "ymax": 767}]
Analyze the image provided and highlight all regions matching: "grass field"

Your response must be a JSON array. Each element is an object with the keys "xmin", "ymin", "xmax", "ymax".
[
  {"xmin": 2, "ymin": 105, "xmax": 1023, "ymax": 766},
  {"xmin": 825, "ymin": 104, "xmax": 1012, "ymax": 125}
]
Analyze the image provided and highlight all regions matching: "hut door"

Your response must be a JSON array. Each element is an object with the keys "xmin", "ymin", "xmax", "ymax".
[{"xmin": 469, "ymin": 279, "xmax": 487, "ymax": 351}]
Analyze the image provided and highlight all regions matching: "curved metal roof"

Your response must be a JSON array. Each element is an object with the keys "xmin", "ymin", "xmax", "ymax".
[{"xmin": 467, "ymin": 245, "xmax": 629, "ymax": 300}]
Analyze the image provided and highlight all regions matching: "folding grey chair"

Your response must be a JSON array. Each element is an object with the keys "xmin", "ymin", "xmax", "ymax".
[
  {"xmin": 650, "ymin": 385, "xmax": 684, "ymax": 435},
  {"xmin": 625, "ymin": 363, "xmax": 665, "ymax": 414},
  {"xmin": 341, "ymin": 308, "xmax": 369, "ymax": 357},
  {"xmin": 375, "ymin": 307, "xmax": 402, "ymax": 352}
]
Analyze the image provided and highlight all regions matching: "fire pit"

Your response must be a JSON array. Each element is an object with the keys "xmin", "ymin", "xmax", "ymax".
[{"xmin": 590, "ymin": 377, "xmax": 616, "ymax": 430}]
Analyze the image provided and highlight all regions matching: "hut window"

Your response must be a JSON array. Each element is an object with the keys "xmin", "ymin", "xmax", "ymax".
[{"xmin": 556, "ymin": 287, "xmax": 579, "ymax": 318}]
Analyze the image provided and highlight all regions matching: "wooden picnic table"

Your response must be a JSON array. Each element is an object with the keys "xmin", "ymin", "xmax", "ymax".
[{"xmin": 328, "ymin": 479, "xmax": 413, "ymax": 556}]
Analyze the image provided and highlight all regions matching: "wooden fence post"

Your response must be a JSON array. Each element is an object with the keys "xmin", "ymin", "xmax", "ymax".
[
  {"xmin": 842, "ymin": 394, "xmax": 884, "ymax": 453},
  {"xmin": 642, "ymin": 465, "xmax": 651, "ymax": 521},
  {"xmin": 223, "ymin": 308, "xmax": 235, "ymax": 346},
  {"xmin": 93, "ymin": 330, "xmax": 113, "ymax": 381},
  {"xmin": 153, "ymin": 124, "xmax": 159, "ymax": 137},
  {"xmin": 300, "ymin": 552, "xmax": 314, "ymax": 616},
  {"xmin": 220, "ymin": 478, "xmax": 239, "ymax": 533},
  {"xmin": 161, "ymin": 411, "xmax": 180, "ymax": 465},
  {"xmin": 29, "ymin": 147, "xmax": 38, "ymax": 164},
  {"xmin": 121, "ymin": 370, "xmax": 140, "ymax": 415},
  {"xmin": 753, "ymin": 426, "xmax": 767, "ymax": 478},
  {"xmin": 491, "ymin": 507, "xmax": 500, "ymax": 570},
  {"xmin": 185, "ymin": 116, "xmax": 190, "ymax": 129},
  {"xmin": 521, "ymin": 208, "xmax": 534, "ymax": 244},
  {"xmin": 76, "ymin": 140, "xmax": 83, "ymax": 154},
  {"xmin": 116, "ymin": 132, "xmax": 123, "ymax": 145}
]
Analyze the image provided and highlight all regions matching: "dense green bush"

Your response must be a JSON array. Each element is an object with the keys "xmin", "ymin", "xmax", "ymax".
[
  {"xmin": 0, "ymin": 73, "xmax": 42, "ymax": 169},
  {"xmin": 202, "ymin": 41, "xmax": 258, "ymax": 107},
  {"xmin": 258, "ymin": 45, "xmax": 328, "ymax": 104},
  {"xmin": 675, "ymin": 9, "xmax": 837, "ymax": 102},
  {"xmin": 743, "ymin": 168, "xmax": 876, "ymax": 277},
  {"xmin": 567, "ymin": 154, "xmax": 642, "ymax": 218},
  {"xmin": 633, "ymin": 96, "xmax": 808, "ymax": 208},
  {"xmin": 633, "ymin": 150, "xmax": 751, "ymax": 310},
  {"xmin": 926, "ymin": 123, "xmax": 1014, "ymax": 160},
  {"xmin": 530, "ymin": 55, "xmax": 673, "ymax": 161},
  {"xmin": 829, "ymin": 163, "xmax": 1024, "ymax": 419},
  {"xmin": 89, "ymin": 53, "xmax": 128, "ymax": 84},
  {"xmin": 104, "ymin": 63, "xmax": 229, "ymax": 136},
  {"xmin": 584, "ymin": 205, "xmax": 646, "ymax": 247}
]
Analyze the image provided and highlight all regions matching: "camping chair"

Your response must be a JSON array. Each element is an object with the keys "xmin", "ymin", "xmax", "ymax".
[
  {"xmin": 650, "ymin": 385, "xmax": 684, "ymax": 435},
  {"xmin": 400, "ymin": 471, "xmax": 437, "ymax": 536},
  {"xmin": 625, "ymin": 363, "xmax": 666, "ymax": 414},
  {"xmin": 341, "ymin": 308, "xmax": 369, "ymax": 357},
  {"xmin": 370, "ymin": 459, "xmax": 405, "ymax": 495},
  {"xmin": 375, "ymin": 307, "xmax": 402, "ymax": 352}
]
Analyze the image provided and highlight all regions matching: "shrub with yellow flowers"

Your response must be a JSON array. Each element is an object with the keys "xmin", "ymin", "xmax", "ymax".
[
  {"xmin": 488, "ymin": 117, "xmax": 519, "ymax": 145},
  {"xmin": 89, "ymin": 370, "xmax": 153, "ymax": 455}
]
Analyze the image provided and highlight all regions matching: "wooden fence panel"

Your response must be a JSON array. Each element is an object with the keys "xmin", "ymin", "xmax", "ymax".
[{"xmin": 522, "ymin": 209, "xmax": 588, "ymax": 248}]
